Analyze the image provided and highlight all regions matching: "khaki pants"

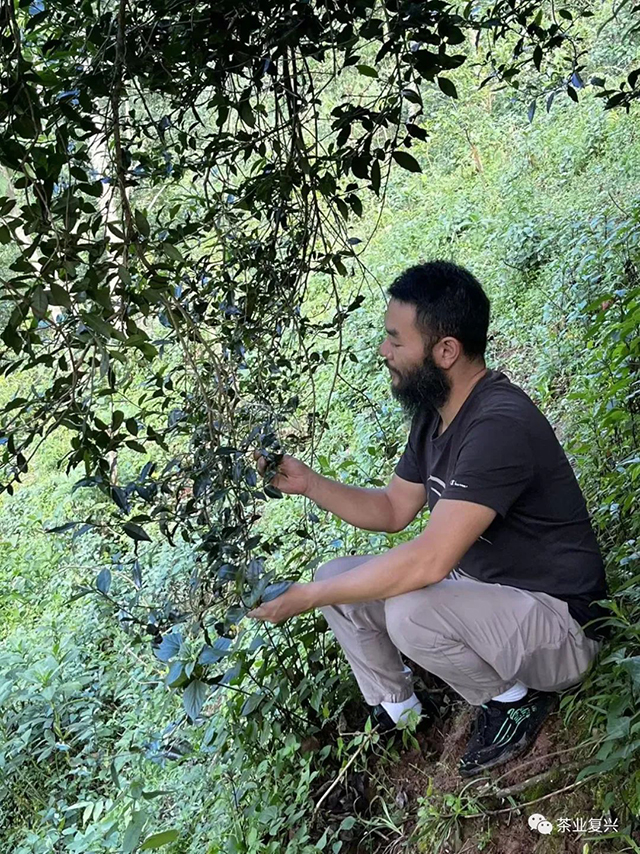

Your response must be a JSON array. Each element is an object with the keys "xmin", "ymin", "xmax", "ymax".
[{"xmin": 316, "ymin": 555, "xmax": 603, "ymax": 706}]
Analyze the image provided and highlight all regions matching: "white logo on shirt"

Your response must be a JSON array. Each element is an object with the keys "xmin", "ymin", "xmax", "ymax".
[
  {"xmin": 428, "ymin": 475, "xmax": 445, "ymax": 498},
  {"xmin": 450, "ymin": 479, "xmax": 468, "ymax": 488}
]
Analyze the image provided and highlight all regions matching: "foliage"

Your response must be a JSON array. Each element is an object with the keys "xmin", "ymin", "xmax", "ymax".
[
  {"xmin": 0, "ymin": 0, "xmax": 636, "ymax": 634},
  {"xmin": 1, "ymin": 0, "xmax": 640, "ymax": 852}
]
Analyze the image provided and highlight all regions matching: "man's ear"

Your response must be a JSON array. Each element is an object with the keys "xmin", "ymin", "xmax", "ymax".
[{"xmin": 434, "ymin": 336, "xmax": 462, "ymax": 368}]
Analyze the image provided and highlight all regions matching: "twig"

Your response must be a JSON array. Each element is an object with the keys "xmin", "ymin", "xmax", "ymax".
[
  {"xmin": 455, "ymin": 772, "xmax": 599, "ymax": 820},
  {"xmin": 476, "ymin": 739, "xmax": 601, "ymax": 789},
  {"xmin": 110, "ymin": 0, "xmax": 133, "ymax": 246},
  {"xmin": 486, "ymin": 759, "xmax": 583, "ymax": 799},
  {"xmin": 485, "ymin": 773, "xmax": 598, "ymax": 815},
  {"xmin": 313, "ymin": 731, "xmax": 375, "ymax": 815}
]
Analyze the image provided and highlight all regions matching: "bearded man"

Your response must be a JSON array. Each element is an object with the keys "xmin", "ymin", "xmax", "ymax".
[{"xmin": 248, "ymin": 260, "xmax": 608, "ymax": 777}]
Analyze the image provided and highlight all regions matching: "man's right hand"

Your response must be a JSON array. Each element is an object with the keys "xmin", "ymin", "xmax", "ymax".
[{"xmin": 253, "ymin": 449, "xmax": 315, "ymax": 496}]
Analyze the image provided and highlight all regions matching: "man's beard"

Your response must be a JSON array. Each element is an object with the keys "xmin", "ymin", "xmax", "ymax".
[{"xmin": 389, "ymin": 352, "xmax": 451, "ymax": 419}]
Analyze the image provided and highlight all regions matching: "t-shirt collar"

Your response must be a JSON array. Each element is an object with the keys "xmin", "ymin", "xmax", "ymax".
[{"xmin": 430, "ymin": 368, "xmax": 497, "ymax": 443}]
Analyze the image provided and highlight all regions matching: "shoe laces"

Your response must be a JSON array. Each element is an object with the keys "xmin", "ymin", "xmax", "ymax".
[{"xmin": 470, "ymin": 701, "xmax": 507, "ymax": 748}]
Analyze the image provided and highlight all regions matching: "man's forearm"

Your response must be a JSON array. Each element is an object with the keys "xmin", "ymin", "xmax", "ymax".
[
  {"xmin": 248, "ymin": 498, "xmax": 493, "ymax": 625},
  {"xmin": 305, "ymin": 537, "xmax": 447, "ymax": 607},
  {"xmin": 304, "ymin": 472, "xmax": 397, "ymax": 532}
]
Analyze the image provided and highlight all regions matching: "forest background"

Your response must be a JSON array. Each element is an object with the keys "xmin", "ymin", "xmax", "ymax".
[{"xmin": 1, "ymin": 0, "xmax": 640, "ymax": 852}]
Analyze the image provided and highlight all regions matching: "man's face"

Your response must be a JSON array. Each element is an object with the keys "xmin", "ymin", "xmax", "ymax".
[{"xmin": 378, "ymin": 299, "xmax": 451, "ymax": 417}]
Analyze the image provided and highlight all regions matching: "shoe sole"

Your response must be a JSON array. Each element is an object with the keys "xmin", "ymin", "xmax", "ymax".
[{"xmin": 459, "ymin": 696, "xmax": 557, "ymax": 778}]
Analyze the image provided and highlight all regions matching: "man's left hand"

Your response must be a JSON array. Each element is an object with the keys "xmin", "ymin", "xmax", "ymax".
[{"xmin": 247, "ymin": 582, "xmax": 314, "ymax": 624}]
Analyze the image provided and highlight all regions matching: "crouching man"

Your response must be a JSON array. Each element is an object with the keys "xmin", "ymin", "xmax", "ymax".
[{"xmin": 248, "ymin": 260, "xmax": 609, "ymax": 777}]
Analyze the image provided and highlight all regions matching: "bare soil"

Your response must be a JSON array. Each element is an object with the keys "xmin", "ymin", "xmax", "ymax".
[{"xmin": 312, "ymin": 668, "xmax": 633, "ymax": 853}]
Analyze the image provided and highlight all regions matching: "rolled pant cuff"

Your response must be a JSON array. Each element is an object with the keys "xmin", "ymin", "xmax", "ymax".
[
  {"xmin": 465, "ymin": 680, "xmax": 522, "ymax": 707},
  {"xmin": 365, "ymin": 689, "xmax": 416, "ymax": 706}
]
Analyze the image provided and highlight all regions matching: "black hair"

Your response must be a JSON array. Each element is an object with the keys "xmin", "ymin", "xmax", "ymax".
[{"xmin": 387, "ymin": 260, "xmax": 490, "ymax": 359}]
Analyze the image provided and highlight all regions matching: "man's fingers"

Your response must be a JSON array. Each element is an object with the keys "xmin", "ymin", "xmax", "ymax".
[
  {"xmin": 252, "ymin": 449, "xmax": 266, "ymax": 474},
  {"xmin": 248, "ymin": 605, "xmax": 279, "ymax": 623}
]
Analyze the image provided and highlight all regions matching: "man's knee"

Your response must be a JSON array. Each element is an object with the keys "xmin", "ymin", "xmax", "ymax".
[
  {"xmin": 384, "ymin": 590, "xmax": 439, "ymax": 649},
  {"xmin": 314, "ymin": 554, "xmax": 376, "ymax": 583}
]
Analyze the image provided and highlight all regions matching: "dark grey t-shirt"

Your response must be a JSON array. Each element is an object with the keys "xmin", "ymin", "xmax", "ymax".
[{"xmin": 394, "ymin": 368, "xmax": 609, "ymax": 640}]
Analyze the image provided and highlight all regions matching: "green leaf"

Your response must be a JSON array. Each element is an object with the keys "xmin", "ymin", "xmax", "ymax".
[
  {"xmin": 154, "ymin": 633, "xmax": 182, "ymax": 662},
  {"xmin": 356, "ymin": 64, "xmax": 378, "ymax": 78},
  {"xmin": 238, "ymin": 100, "xmax": 255, "ymax": 128},
  {"xmin": 199, "ymin": 637, "xmax": 232, "ymax": 664},
  {"xmin": 370, "ymin": 158, "xmax": 381, "ymax": 194},
  {"xmin": 31, "ymin": 286, "xmax": 48, "ymax": 319},
  {"xmin": 349, "ymin": 194, "xmax": 363, "ymax": 217},
  {"xmin": 351, "ymin": 154, "xmax": 370, "ymax": 179},
  {"xmin": 437, "ymin": 76, "xmax": 458, "ymax": 99},
  {"xmin": 225, "ymin": 606, "xmax": 246, "ymax": 627},
  {"xmin": 316, "ymin": 828, "xmax": 329, "ymax": 850},
  {"xmin": 140, "ymin": 829, "xmax": 180, "ymax": 850},
  {"xmin": 264, "ymin": 484, "xmax": 284, "ymax": 499},
  {"xmin": 575, "ymin": 756, "xmax": 623, "ymax": 781},
  {"xmin": 49, "ymin": 282, "xmax": 71, "ymax": 308},
  {"xmin": 1, "ymin": 322, "xmax": 22, "ymax": 355},
  {"xmin": 132, "ymin": 559, "xmax": 142, "ymax": 589},
  {"xmin": 166, "ymin": 661, "xmax": 187, "ymax": 688},
  {"xmin": 183, "ymin": 680, "xmax": 208, "ymax": 721},
  {"xmin": 533, "ymin": 45, "xmax": 543, "ymax": 71},
  {"xmin": 161, "ymin": 243, "xmax": 184, "ymax": 263},
  {"xmin": 261, "ymin": 580, "xmax": 293, "ymax": 602},
  {"xmin": 392, "ymin": 151, "xmax": 422, "ymax": 173},
  {"xmin": 126, "ymin": 440, "xmax": 148, "ymax": 454},
  {"xmin": 111, "ymin": 485, "xmax": 130, "ymax": 513},
  {"xmin": 46, "ymin": 521, "xmax": 80, "ymax": 534},
  {"xmin": 402, "ymin": 88, "xmax": 422, "ymax": 105},
  {"xmin": 135, "ymin": 209, "xmax": 151, "ymax": 238},
  {"xmin": 122, "ymin": 811, "xmax": 148, "ymax": 854},
  {"xmin": 241, "ymin": 691, "xmax": 263, "ymax": 716},
  {"xmin": 123, "ymin": 522, "xmax": 152, "ymax": 542},
  {"xmin": 621, "ymin": 656, "xmax": 640, "ymax": 690},
  {"xmin": 84, "ymin": 180, "xmax": 104, "ymax": 197},
  {"xmin": 96, "ymin": 567, "xmax": 111, "ymax": 594},
  {"xmin": 217, "ymin": 563, "xmax": 238, "ymax": 581},
  {"xmin": 82, "ymin": 312, "xmax": 122, "ymax": 341}
]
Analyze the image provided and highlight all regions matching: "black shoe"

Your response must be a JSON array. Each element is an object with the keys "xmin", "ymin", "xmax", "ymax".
[
  {"xmin": 459, "ymin": 690, "xmax": 558, "ymax": 778},
  {"xmin": 368, "ymin": 688, "xmax": 450, "ymax": 736},
  {"xmin": 369, "ymin": 703, "xmax": 399, "ymax": 735}
]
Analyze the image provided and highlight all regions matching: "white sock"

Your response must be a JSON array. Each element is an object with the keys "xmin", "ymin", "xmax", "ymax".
[
  {"xmin": 491, "ymin": 681, "xmax": 528, "ymax": 703},
  {"xmin": 381, "ymin": 693, "xmax": 422, "ymax": 724}
]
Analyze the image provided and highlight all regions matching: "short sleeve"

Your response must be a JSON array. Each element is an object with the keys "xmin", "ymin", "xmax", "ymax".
[
  {"xmin": 439, "ymin": 415, "xmax": 534, "ymax": 517},
  {"xmin": 394, "ymin": 433, "xmax": 422, "ymax": 484}
]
